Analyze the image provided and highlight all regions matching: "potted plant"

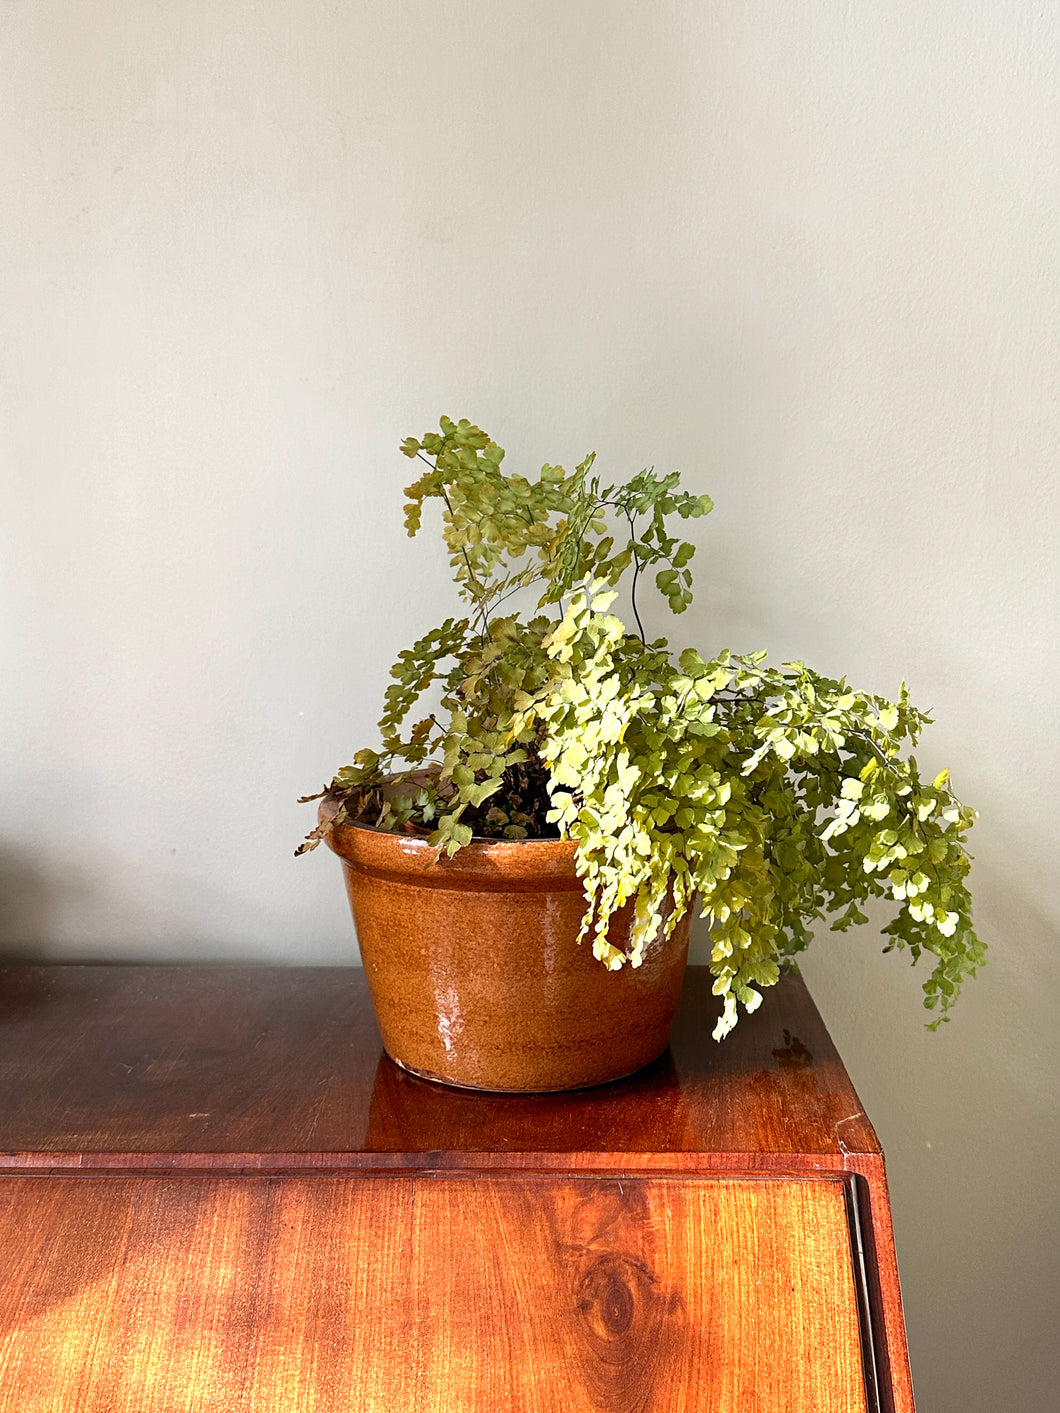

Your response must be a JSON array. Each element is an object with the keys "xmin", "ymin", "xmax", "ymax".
[{"xmin": 300, "ymin": 417, "xmax": 984, "ymax": 1092}]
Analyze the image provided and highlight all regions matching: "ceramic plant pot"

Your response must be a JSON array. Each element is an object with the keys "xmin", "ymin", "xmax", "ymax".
[{"xmin": 325, "ymin": 816, "xmax": 693, "ymax": 1093}]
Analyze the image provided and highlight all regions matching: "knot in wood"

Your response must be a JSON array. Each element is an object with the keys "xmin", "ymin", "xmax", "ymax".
[{"xmin": 578, "ymin": 1254, "xmax": 651, "ymax": 1340}]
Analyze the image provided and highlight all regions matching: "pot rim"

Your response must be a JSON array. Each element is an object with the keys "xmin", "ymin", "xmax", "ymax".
[
  {"xmin": 321, "ymin": 789, "xmax": 577, "ymax": 855},
  {"xmin": 323, "ymin": 805, "xmax": 585, "ymax": 889},
  {"xmin": 338, "ymin": 816, "xmax": 573, "ymax": 848}
]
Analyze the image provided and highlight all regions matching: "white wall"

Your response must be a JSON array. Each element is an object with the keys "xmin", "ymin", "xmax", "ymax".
[{"xmin": 2, "ymin": 4, "xmax": 1057, "ymax": 1408}]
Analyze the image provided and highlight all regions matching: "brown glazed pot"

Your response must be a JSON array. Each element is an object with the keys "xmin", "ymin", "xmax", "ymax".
[{"xmin": 325, "ymin": 817, "xmax": 693, "ymax": 1093}]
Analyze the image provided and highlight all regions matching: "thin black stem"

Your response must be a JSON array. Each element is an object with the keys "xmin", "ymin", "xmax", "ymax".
[
  {"xmin": 625, "ymin": 510, "xmax": 646, "ymax": 643},
  {"xmin": 850, "ymin": 732, "xmax": 895, "ymax": 770},
  {"xmin": 490, "ymin": 571, "xmax": 543, "ymax": 615}
]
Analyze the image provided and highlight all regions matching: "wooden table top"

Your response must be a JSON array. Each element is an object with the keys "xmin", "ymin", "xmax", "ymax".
[
  {"xmin": 0, "ymin": 966, "xmax": 913, "ymax": 1411},
  {"xmin": 0, "ymin": 965, "xmax": 879, "ymax": 1171}
]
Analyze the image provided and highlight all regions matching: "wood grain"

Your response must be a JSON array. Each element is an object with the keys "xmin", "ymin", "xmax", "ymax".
[{"xmin": 0, "ymin": 1173, "xmax": 868, "ymax": 1413}]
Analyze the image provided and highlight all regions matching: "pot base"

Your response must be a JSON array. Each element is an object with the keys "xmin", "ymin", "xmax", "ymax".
[{"xmin": 389, "ymin": 1044, "xmax": 671, "ymax": 1095}]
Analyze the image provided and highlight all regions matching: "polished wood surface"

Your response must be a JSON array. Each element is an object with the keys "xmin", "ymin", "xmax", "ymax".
[
  {"xmin": 0, "ymin": 965, "xmax": 878, "ymax": 1162},
  {"xmin": 0, "ymin": 1173, "xmax": 867, "ymax": 1413},
  {"xmin": 0, "ymin": 966, "xmax": 914, "ymax": 1412}
]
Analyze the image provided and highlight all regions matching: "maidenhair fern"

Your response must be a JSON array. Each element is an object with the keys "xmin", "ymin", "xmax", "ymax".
[{"xmin": 301, "ymin": 417, "xmax": 983, "ymax": 1039}]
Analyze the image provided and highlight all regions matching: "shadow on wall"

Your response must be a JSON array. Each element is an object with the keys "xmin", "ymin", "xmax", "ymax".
[
  {"xmin": 0, "ymin": 845, "xmax": 81, "ymax": 962},
  {"xmin": 0, "ymin": 841, "xmax": 283, "ymax": 964},
  {"xmin": 897, "ymin": 862, "xmax": 1060, "ymax": 1413},
  {"xmin": 799, "ymin": 852, "xmax": 1060, "ymax": 1413}
]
